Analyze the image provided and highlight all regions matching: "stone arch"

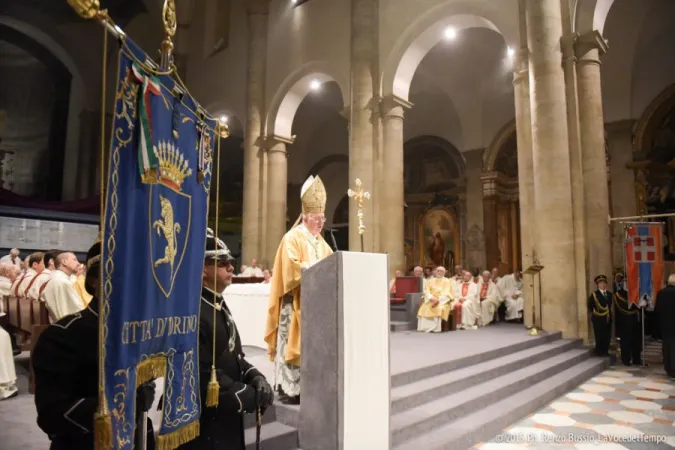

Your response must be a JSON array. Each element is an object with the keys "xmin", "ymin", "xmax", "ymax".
[
  {"xmin": 574, "ymin": 0, "xmax": 618, "ymax": 35},
  {"xmin": 381, "ymin": 5, "xmax": 514, "ymax": 102},
  {"xmin": 304, "ymin": 154, "xmax": 348, "ymax": 181},
  {"xmin": 483, "ymin": 119, "xmax": 517, "ymax": 173},
  {"xmin": 265, "ymin": 61, "xmax": 348, "ymax": 139},
  {"xmin": 633, "ymin": 82, "xmax": 675, "ymax": 155},
  {"xmin": 404, "ymin": 135, "xmax": 465, "ymax": 178},
  {"xmin": 0, "ymin": 15, "xmax": 89, "ymax": 109}
]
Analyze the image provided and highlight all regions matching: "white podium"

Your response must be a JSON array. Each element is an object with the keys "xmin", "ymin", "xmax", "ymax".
[{"xmin": 299, "ymin": 251, "xmax": 391, "ymax": 450}]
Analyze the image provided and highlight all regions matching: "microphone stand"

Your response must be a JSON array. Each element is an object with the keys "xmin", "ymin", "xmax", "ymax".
[{"xmin": 328, "ymin": 229, "xmax": 339, "ymax": 251}]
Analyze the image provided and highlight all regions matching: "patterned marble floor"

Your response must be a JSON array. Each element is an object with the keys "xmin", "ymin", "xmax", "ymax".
[{"xmin": 476, "ymin": 365, "xmax": 675, "ymax": 449}]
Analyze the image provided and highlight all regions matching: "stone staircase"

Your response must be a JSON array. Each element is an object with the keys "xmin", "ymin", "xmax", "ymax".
[{"xmin": 252, "ymin": 330, "xmax": 608, "ymax": 450}]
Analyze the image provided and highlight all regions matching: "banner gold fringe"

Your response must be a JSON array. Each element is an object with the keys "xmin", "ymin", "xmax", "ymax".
[
  {"xmin": 156, "ymin": 420, "xmax": 200, "ymax": 450},
  {"xmin": 136, "ymin": 356, "xmax": 167, "ymax": 387},
  {"xmin": 94, "ymin": 410, "xmax": 113, "ymax": 450},
  {"xmin": 205, "ymin": 367, "xmax": 219, "ymax": 407}
]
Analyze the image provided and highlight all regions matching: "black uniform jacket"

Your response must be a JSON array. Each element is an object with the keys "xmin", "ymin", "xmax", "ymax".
[
  {"xmin": 588, "ymin": 289, "xmax": 613, "ymax": 321},
  {"xmin": 32, "ymin": 301, "xmax": 155, "ymax": 450},
  {"xmin": 32, "ymin": 304, "xmax": 99, "ymax": 450},
  {"xmin": 179, "ymin": 287, "xmax": 263, "ymax": 450}
]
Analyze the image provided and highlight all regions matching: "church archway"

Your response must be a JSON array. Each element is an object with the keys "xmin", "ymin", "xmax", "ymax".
[
  {"xmin": 574, "ymin": 0, "xmax": 618, "ymax": 35},
  {"xmin": 381, "ymin": 7, "xmax": 514, "ymax": 102},
  {"xmin": 265, "ymin": 61, "xmax": 348, "ymax": 139},
  {"xmin": 0, "ymin": 23, "xmax": 75, "ymax": 201},
  {"xmin": 631, "ymin": 82, "xmax": 675, "ymax": 268},
  {"xmin": 482, "ymin": 120, "xmax": 521, "ymax": 274},
  {"xmin": 403, "ymin": 135, "xmax": 464, "ymax": 270}
]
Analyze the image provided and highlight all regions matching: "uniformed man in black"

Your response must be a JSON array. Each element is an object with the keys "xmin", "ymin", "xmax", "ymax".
[
  {"xmin": 588, "ymin": 274, "xmax": 612, "ymax": 356},
  {"xmin": 32, "ymin": 239, "xmax": 156, "ymax": 450},
  {"xmin": 179, "ymin": 229, "xmax": 274, "ymax": 450},
  {"xmin": 613, "ymin": 273, "xmax": 643, "ymax": 366}
]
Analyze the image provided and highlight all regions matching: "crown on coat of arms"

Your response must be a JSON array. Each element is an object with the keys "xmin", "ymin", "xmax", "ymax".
[{"xmin": 153, "ymin": 141, "xmax": 192, "ymax": 190}]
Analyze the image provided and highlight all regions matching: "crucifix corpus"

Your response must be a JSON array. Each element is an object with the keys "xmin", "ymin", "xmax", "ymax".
[{"xmin": 347, "ymin": 178, "xmax": 370, "ymax": 252}]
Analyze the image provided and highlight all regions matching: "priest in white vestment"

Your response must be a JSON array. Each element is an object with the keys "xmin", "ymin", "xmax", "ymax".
[
  {"xmin": 453, "ymin": 270, "xmax": 479, "ymax": 330},
  {"xmin": 417, "ymin": 266, "xmax": 454, "ymax": 333},
  {"xmin": 0, "ymin": 326, "xmax": 17, "ymax": 400},
  {"xmin": 502, "ymin": 270, "xmax": 524, "ymax": 321},
  {"xmin": 0, "ymin": 263, "xmax": 18, "ymax": 315},
  {"xmin": 10, "ymin": 252, "xmax": 44, "ymax": 299},
  {"xmin": 477, "ymin": 271, "xmax": 500, "ymax": 326},
  {"xmin": 42, "ymin": 252, "xmax": 85, "ymax": 322},
  {"xmin": 243, "ymin": 259, "xmax": 264, "ymax": 277},
  {"xmin": 26, "ymin": 250, "xmax": 58, "ymax": 302}
]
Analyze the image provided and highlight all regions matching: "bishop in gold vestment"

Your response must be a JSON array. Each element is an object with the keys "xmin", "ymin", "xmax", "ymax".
[
  {"xmin": 264, "ymin": 175, "xmax": 333, "ymax": 403},
  {"xmin": 417, "ymin": 266, "xmax": 455, "ymax": 333}
]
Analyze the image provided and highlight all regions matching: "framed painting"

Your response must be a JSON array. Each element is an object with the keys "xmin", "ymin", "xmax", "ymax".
[{"xmin": 419, "ymin": 206, "xmax": 460, "ymax": 269}]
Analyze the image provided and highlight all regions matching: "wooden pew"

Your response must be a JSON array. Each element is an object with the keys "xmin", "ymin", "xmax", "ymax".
[{"xmin": 232, "ymin": 277, "xmax": 265, "ymax": 284}]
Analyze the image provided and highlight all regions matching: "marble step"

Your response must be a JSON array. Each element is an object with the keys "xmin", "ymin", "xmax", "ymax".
[
  {"xmin": 394, "ymin": 356, "xmax": 609, "ymax": 450},
  {"xmin": 391, "ymin": 347, "xmax": 593, "ymax": 446},
  {"xmin": 391, "ymin": 321, "xmax": 415, "ymax": 332},
  {"xmin": 391, "ymin": 338, "xmax": 582, "ymax": 414},
  {"xmin": 391, "ymin": 330, "xmax": 562, "ymax": 387}
]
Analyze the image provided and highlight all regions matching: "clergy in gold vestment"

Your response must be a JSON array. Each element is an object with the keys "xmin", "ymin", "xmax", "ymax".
[
  {"xmin": 417, "ymin": 266, "xmax": 455, "ymax": 333},
  {"xmin": 264, "ymin": 175, "xmax": 333, "ymax": 404}
]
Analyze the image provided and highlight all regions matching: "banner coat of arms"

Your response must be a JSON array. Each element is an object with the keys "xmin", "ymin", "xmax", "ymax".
[{"xmin": 100, "ymin": 39, "xmax": 215, "ymax": 449}]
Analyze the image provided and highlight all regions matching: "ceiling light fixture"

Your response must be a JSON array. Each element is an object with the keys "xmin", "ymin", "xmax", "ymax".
[
  {"xmin": 310, "ymin": 79, "xmax": 322, "ymax": 91},
  {"xmin": 219, "ymin": 115, "xmax": 229, "ymax": 124},
  {"xmin": 444, "ymin": 27, "xmax": 457, "ymax": 40},
  {"xmin": 507, "ymin": 46, "xmax": 515, "ymax": 57}
]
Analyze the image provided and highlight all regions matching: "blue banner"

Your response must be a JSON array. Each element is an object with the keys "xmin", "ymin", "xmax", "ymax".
[{"xmin": 100, "ymin": 39, "xmax": 215, "ymax": 448}]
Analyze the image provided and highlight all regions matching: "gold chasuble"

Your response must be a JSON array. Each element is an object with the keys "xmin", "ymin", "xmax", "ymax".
[
  {"xmin": 418, "ymin": 277, "xmax": 455, "ymax": 321},
  {"xmin": 264, "ymin": 176, "xmax": 333, "ymax": 367}
]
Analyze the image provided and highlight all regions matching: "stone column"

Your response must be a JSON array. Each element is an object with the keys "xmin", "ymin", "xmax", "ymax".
[
  {"xmin": 241, "ymin": 0, "xmax": 269, "ymax": 262},
  {"xmin": 560, "ymin": 33, "xmax": 590, "ymax": 343},
  {"xmin": 606, "ymin": 120, "xmax": 636, "ymax": 268},
  {"xmin": 266, "ymin": 137, "xmax": 290, "ymax": 266},
  {"xmin": 349, "ymin": 0, "xmax": 377, "ymax": 252},
  {"xmin": 576, "ymin": 31, "xmax": 612, "ymax": 284},
  {"xmin": 380, "ymin": 96, "xmax": 409, "ymax": 275},
  {"xmin": 526, "ymin": 0, "xmax": 578, "ymax": 338},
  {"xmin": 514, "ymin": 0, "xmax": 536, "ymax": 328},
  {"xmin": 481, "ymin": 176, "xmax": 499, "ymax": 270},
  {"xmin": 513, "ymin": 61, "xmax": 536, "ymax": 329}
]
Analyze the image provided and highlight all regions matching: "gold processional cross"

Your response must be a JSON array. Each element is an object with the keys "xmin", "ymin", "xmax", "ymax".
[{"xmin": 347, "ymin": 178, "xmax": 370, "ymax": 252}]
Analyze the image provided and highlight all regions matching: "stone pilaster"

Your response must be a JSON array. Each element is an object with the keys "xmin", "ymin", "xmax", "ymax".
[
  {"xmin": 380, "ymin": 96, "xmax": 410, "ymax": 275},
  {"xmin": 349, "ymin": 0, "xmax": 377, "ymax": 252},
  {"xmin": 513, "ymin": 48, "xmax": 536, "ymax": 329},
  {"xmin": 265, "ymin": 136, "xmax": 291, "ymax": 266},
  {"xmin": 576, "ymin": 31, "xmax": 612, "ymax": 286},
  {"xmin": 561, "ymin": 33, "xmax": 590, "ymax": 343},
  {"xmin": 606, "ymin": 119, "xmax": 636, "ymax": 268},
  {"xmin": 526, "ymin": 0, "xmax": 578, "ymax": 338},
  {"xmin": 241, "ymin": 0, "xmax": 269, "ymax": 262}
]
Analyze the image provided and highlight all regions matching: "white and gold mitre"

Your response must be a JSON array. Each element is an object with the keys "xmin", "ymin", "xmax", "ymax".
[{"xmin": 301, "ymin": 175, "xmax": 327, "ymax": 214}]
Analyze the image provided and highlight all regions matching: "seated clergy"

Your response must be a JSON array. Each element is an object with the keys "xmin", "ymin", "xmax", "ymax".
[
  {"xmin": 478, "ymin": 270, "xmax": 500, "ymax": 326},
  {"xmin": 11, "ymin": 252, "xmax": 44, "ymax": 299},
  {"xmin": 390, "ymin": 269, "xmax": 404, "ymax": 294},
  {"xmin": 417, "ymin": 266, "xmax": 454, "ymax": 333},
  {"xmin": 42, "ymin": 252, "xmax": 85, "ymax": 323},
  {"xmin": 453, "ymin": 270, "xmax": 479, "ymax": 330},
  {"xmin": 502, "ymin": 270, "xmax": 524, "ymax": 321}
]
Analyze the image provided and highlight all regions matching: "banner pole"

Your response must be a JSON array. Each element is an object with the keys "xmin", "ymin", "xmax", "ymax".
[
  {"xmin": 608, "ymin": 212, "xmax": 675, "ymax": 223},
  {"xmin": 642, "ymin": 307, "xmax": 646, "ymax": 367}
]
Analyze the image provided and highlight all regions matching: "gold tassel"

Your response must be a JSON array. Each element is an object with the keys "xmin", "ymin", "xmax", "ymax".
[
  {"xmin": 136, "ymin": 356, "xmax": 167, "ymax": 387},
  {"xmin": 94, "ymin": 410, "xmax": 113, "ymax": 450},
  {"xmin": 156, "ymin": 421, "xmax": 200, "ymax": 450},
  {"xmin": 205, "ymin": 367, "xmax": 219, "ymax": 407}
]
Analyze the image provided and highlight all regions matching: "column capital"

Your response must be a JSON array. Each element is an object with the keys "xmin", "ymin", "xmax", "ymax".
[
  {"xmin": 512, "ymin": 69, "xmax": 529, "ymax": 86},
  {"xmin": 575, "ymin": 30, "xmax": 608, "ymax": 61},
  {"xmin": 246, "ymin": 0, "xmax": 270, "ymax": 15},
  {"xmin": 379, "ymin": 95, "xmax": 413, "ymax": 119},
  {"xmin": 560, "ymin": 33, "xmax": 578, "ymax": 62},
  {"xmin": 261, "ymin": 134, "xmax": 294, "ymax": 152}
]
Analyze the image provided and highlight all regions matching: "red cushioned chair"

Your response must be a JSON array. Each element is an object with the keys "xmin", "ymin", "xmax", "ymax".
[{"xmin": 390, "ymin": 276, "xmax": 423, "ymax": 325}]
